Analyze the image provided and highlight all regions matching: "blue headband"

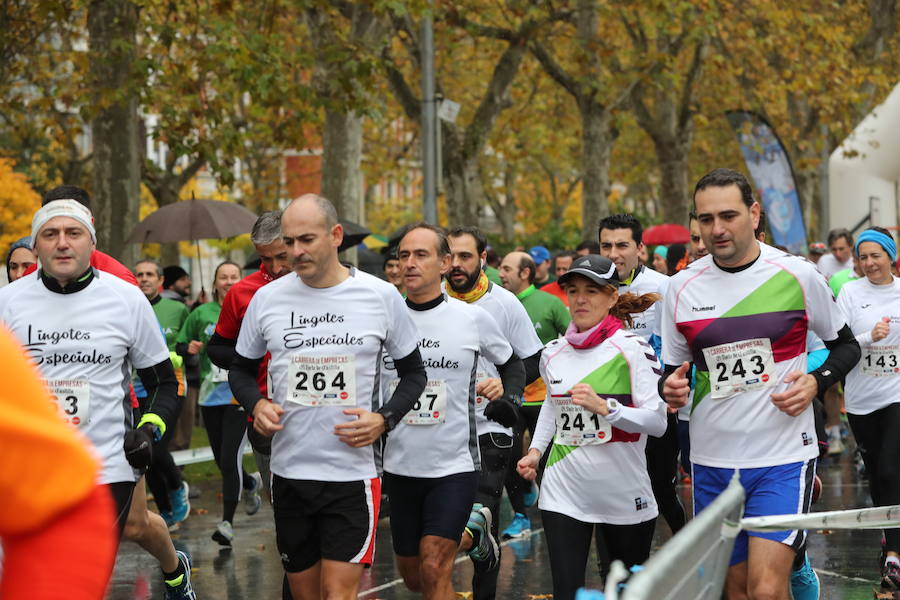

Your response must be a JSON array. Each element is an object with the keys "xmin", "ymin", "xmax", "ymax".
[{"xmin": 856, "ymin": 229, "xmax": 897, "ymax": 262}]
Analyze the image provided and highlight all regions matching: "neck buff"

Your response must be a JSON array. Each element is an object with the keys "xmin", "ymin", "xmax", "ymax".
[
  {"xmin": 446, "ymin": 270, "xmax": 490, "ymax": 304},
  {"xmin": 565, "ymin": 313, "xmax": 622, "ymax": 349}
]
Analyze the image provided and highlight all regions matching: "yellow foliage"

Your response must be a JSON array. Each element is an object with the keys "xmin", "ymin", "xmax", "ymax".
[{"xmin": 0, "ymin": 158, "xmax": 41, "ymax": 252}]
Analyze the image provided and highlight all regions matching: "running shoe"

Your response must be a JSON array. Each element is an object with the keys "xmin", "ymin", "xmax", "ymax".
[
  {"xmin": 169, "ymin": 482, "xmax": 191, "ymax": 524},
  {"xmin": 244, "ymin": 472, "xmax": 263, "ymax": 516},
  {"xmin": 883, "ymin": 558, "xmax": 900, "ymax": 590},
  {"xmin": 163, "ymin": 550, "xmax": 196, "ymax": 600},
  {"xmin": 826, "ymin": 426, "xmax": 844, "ymax": 455},
  {"xmin": 523, "ymin": 483, "xmax": 538, "ymax": 508},
  {"xmin": 790, "ymin": 553, "xmax": 820, "ymax": 600},
  {"xmin": 160, "ymin": 510, "xmax": 180, "ymax": 532},
  {"xmin": 466, "ymin": 504, "xmax": 499, "ymax": 570},
  {"xmin": 212, "ymin": 520, "xmax": 234, "ymax": 547},
  {"xmin": 501, "ymin": 513, "xmax": 532, "ymax": 539}
]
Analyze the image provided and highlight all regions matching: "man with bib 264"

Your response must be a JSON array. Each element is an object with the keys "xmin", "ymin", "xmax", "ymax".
[
  {"xmin": 660, "ymin": 169, "xmax": 860, "ymax": 600},
  {"xmin": 228, "ymin": 194, "xmax": 427, "ymax": 600}
]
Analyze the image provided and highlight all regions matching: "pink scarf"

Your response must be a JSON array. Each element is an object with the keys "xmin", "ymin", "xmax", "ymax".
[{"xmin": 565, "ymin": 314, "xmax": 623, "ymax": 349}]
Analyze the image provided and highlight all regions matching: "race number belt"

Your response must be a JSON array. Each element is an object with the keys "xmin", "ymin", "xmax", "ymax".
[
  {"xmin": 553, "ymin": 394, "xmax": 611, "ymax": 446},
  {"xmin": 703, "ymin": 338, "xmax": 775, "ymax": 399},
  {"xmin": 287, "ymin": 354, "xmax": 355, "ymax": 407},
  {"xmin": 391, "ymin": 379, "xmax": 447, "ymax": 425},
  {"xmin": 861, "ymin": 345, "xmax": 900, "ymax": 377},
  {"xmin": 48, "ymin": 378, "xmax": 90, "ymax": 427}
]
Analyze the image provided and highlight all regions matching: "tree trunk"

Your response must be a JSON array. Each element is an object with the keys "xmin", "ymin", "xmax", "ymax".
[
  {"xmin": 441, "ymin": 123, "xmax": 485, "ymax": 227},
  {"xmin": 321, "ymin": 109, "xmax": 363, "ymax": 223},
  {"xmin": 795, "ymin": 166, "xmax": 822, "ymax": 241},
  {"xmin": 579, "ymin": 99, "xmax": 613, "ymax": 239},
  {"xmin": 88, "ymin": 0, "xmax": 140, "ymax": 267},
  {"xmin": 656, "ymin": 141, "xmax": 691, "ymax": 224}
]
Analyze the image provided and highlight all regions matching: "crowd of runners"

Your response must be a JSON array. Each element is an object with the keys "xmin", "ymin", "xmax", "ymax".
[{"xmin": 2, "ymin": 167, "xmax": 900, "ymax": 600}]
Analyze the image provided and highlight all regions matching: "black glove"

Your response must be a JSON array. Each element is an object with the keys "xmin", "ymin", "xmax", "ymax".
[
  {"xmin": 484, "ymin": 397, "xmax": 519, "ymax": 428},
  {"xmin": 123, "ymin": 425, "xmax": 155, "ymax": 471}
]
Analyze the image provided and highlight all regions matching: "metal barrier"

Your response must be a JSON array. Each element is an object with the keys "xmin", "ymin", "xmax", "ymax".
[
  {"xmin": 610, "ymin": 473, "xmax": 745, "ymax": 600},
  {"xmin": 171, "ymin": 445, "xmax": 252, "ymax": 466}
]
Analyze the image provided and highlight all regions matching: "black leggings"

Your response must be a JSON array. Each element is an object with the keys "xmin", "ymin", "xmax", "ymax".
[
  {"xmin": 645, "ymin": 412, "xmax": 685, "ymax": 534},
  {"xmin": 473, "ymin": 432, "xmax": 512, "ymax": 600},
  {"xmin": 543, "ymin": 510, "xmax": 655, "ymax": 600},
  {"xmin": 145, "ymin": 403, "xmax": 184, "ymax": 513},
  {"xmin": 108, "ymin": 481, "xmax": 136, "ymax": 539},
  {"xmin": 849, "ymin": 403, "xmax": 900, "ymax": 552},
  {"xmin": 504, "ymin": 404, "xmax": 542, "ymax": 514},
  {"xmin": 202, "ymin": 404, "xmax": 254, "ymax": 523}
]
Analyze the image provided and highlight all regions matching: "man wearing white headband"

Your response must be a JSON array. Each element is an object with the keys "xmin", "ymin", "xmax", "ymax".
[{"xmin": 0, "ymin": 188, "xmax": 197, "ymax": 599}]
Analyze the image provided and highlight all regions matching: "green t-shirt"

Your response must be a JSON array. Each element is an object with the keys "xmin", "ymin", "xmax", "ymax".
[
  {"xmin": 151, "ymin": 296, "xmax": 189, "ymax": 351},
  {"xmin": 518, "ymin": 285, "xmax": 571, "ymax": 345},
  {"xmin": 828, "ymin": 268, "xmax": 859, "ymax": 298},
  {"xmin": 485, "ymin": 266, "xmax": 503, "ymax": 286},
  {"xmin": 175, "ymin": 301, "xmax": 221, "ymax": 382}
]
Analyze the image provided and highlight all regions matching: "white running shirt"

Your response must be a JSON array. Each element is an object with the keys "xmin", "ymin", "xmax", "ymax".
[
  {"xmin": 531, "ymin": 330, "xmax": 666, "ymax": 524},
  {"xmin": 468, "ymin": 283, "xmax": 544, "ymax": 436},
  {"xmin": 0, "ymin": 271, "xmax": 169, "ymax": 484},
  {"xmin": 236, "ymin": 269, "xmax": 419, "ymax": 482},
  {"xmin": 837, "ymin": 276, "xmax": 900, "ymax": 415},
  {"xmin": 381, "ymin": 297, "xmax": 512, "ymax": 478},
  {"xmin": 661, "ymin": 244, "xmax": 845, "ymax": 469}
]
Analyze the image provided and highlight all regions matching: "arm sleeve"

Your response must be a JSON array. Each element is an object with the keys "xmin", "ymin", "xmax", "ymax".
[
  {"xmin": 377, "ymin": 348, "xmax": 428, "ymax": 432},
  {"xmin": 522, "ymin": 350, "xmax": 542, "ymax": 385},
  {"xmin": 607, "ymin": 339, "xmax": 667, "ymax": 437},
  {"xmin": 496, "ymin": 354, "xmax": 525, "ymax": 402},
  {"xmin": 810, "ymin": 324, "xmax": 861, "ymax": 394},
  {"xmin": 529, "ymin": 391, "xmax": 556, "ymax": 454},
  {"xmin": 228, "ymin": 353, "xmax": 265, "ymax": 413},
  {"xmin": 135, "ymin": 359, "xmax": 179, "ymax": 430},
  {"xmin": 207, "ymin": 332, "xmax": 237, "ymax": 369}
]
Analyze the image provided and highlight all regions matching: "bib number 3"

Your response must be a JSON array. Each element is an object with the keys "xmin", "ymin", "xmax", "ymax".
[
  {"xmin": 703, "ymin": 338, "xmax": 775, "ymax": 399},
  {"xmin": 553, "ymin": 395, "xmax": 611, "ymax": 446},
  {"xmin": 288, "ymin": 354, "xmax": 356, "ymax": 407},
  {"xmin": 48, "ymin": 378, "xmax": 90, "ymax": 427}
]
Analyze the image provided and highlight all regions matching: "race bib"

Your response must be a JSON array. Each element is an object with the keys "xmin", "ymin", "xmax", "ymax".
[
  {"xmin": 703, "ymin": 338, "xmax": 775, "ymax": 399},
  {"xmin": 210, "ymin": 363, "xmax": 229, "ymax": 383},
  {"xmin": 391, "ymin": 379, "xmax": 447, "ymax": 425},
  {"xmin": 287, "ymin": 354, "xmax": 355, "ymax": 407},
  {"xmin": 474, "ymin": 370, "xmax": 489, "ymax": 411},
  {"xmin": 861, "ymin": 345, "xmax": 900, "ymax": 377},
  {"xmin": 553, "ymin": 395, "xmax": 611, "ymax": 446},
  {"xmin": 48, "ymin": 378, "xmax": 90, "ymax": 427}
]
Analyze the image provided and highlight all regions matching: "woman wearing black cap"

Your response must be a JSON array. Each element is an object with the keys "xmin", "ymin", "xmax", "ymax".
[{"xmin": 517, "ymin": 254, "xmax": 666, "ymax": 599}]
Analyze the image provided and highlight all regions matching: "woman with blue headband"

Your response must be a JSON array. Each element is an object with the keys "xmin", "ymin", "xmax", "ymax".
[{"xmin": 836, "ymin": 226, "xmax": 900, "ymax": 591}]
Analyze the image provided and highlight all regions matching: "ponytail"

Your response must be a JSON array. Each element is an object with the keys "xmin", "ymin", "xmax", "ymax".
[{"xmin": 609, "ymin": 290, "xmax": 661, "ymax": 328}]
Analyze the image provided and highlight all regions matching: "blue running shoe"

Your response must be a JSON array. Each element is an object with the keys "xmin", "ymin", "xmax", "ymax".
[
  {"xmin": 465, "ymin": 505, "xmax": 499, "ymax": 570},
  {"xmin": 164, "ymin": 550, "xmax": 196, "ymax": 599},
  {"xmin": 523, "ymin": 483, "xmax": 538, "ymax": 508},
  {"xmin": 501, "ymin": 513, "xmax": 531, "ymax": 539},
  {"xmin": 169, "ymin": 482, "xmax": 190, "ymax": 524},
  {"xmin": 790, "ymin": 553, "xmax": 820, "ymax": 600},
  {"xmin": 160, "ymin": 510, "xmax": 179, "ymax": 532}
]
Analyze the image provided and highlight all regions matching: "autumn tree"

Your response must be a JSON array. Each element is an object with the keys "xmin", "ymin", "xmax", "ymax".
[{"xmin": 0, "ymin": 158, "xmax": 41, "ymax": 250}]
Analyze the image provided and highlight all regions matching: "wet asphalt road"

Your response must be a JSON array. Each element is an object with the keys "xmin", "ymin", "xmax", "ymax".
[{"xmin": 108, "ymin": 450, "xmax": 885, "ymax": 599}]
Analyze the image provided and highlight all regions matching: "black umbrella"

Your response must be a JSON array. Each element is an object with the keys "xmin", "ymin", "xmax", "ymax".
[
  {"xmin": 125, "ymin": 197, "xmax": 258, "ymax": 294},
  {"xmin": 338, "ymin": 220, "xmax": 371, "ymax": 252}
]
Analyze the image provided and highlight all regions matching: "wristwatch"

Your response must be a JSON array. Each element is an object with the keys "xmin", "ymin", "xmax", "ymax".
[{"xmin": 606, "ymin": 398, "xmax": 620, "ymax": 415}]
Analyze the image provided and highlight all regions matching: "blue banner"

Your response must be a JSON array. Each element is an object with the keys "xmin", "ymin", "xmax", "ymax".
[{"xmin": 726, "ymin": 111, "xmax": 807, "ymax": 254}]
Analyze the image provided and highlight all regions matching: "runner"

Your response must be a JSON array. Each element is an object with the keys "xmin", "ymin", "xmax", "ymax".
[
  {"xmin": 661, "ymin": 168, "xmax": 860, "ymax": 600},
  {"xmin": 497, "ymin": 250, "xmax": 570, "ymax": 539},
  {"xmin": 176, "ymin": 260, "xmax": 262, "ymax": 547},
  {"xmin": 599, "ymin": 214, "xmax": 683, "ymax": 537},
  {"xmin": 382, "ymin": 223, "xmax": 524, "ymax": 598},
  {"xmin": 5, "ymin": 236, "xmax": 36, "ymax": 283},
  {"xmin": 817, "ymin": 228, "xmax": 855, "ymax": 280},
  {"xmin": 0, "ymin": 326, "xmax": 117, "ymax": 600},
  {"xmin": 382, "ymin": 245, "xmax": 404, "ymax": 294},
  {"xmin": 228, "ymin": 194, "xmax": 427, "ymax": 600},
  {"xmin": 0, "ymin": 199, "xmax": 195, "ymax": 599},
  {"xmin": 688, "ymin": 212, "xmax": 708, "ymax": 262},
  {"xmin": 517, "ymin": 254, "xmax": 666, "ymax": 600},
  {"xmin": 134, "ymin": 258, "xmax": 191, "ymax": 529},
  {"xmin": 836, "ymin": 227, "xmax": 900, "ymax": 591},
  {"xmin": 539, "ymin": 250, "xmax": 576, "ymax": 306},
  {"xmin": 207, "ymin": 209, "xmax": 291, "ymax": 494},
  {"xmin": 529, "ymin": 245, "xmax": 555, "ymax": 288},
  {"xmin": 446, "ymin": 226, "xmax": 544, "ymax": 600}
]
